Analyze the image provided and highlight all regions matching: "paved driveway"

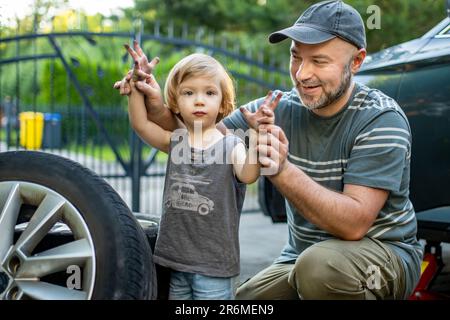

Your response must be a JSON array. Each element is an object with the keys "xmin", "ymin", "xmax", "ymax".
[
  {"xmin": 238, "ymin": 212, "xmax": 450, "ymax": 297},
  {"xmin": 239, "ymin": 213, "xmax": 287, "ymax": 282}
]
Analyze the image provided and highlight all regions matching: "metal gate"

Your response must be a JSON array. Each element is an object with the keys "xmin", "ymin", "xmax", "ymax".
[{"xmin": 0, "ymin": 20, "xmax": 290, "ymax": 215}]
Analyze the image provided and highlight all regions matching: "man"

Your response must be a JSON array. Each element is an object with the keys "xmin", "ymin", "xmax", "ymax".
[{"xmin": 115, "ymin": 0, "xmax": 422, "ymax": 299}]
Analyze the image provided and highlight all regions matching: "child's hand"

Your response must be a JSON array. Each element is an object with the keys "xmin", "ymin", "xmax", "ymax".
[
  {"xmin": 240, "ymin": 91, "xmax": 282, "ymax": 130},
  {"xmin": 124, "ymin": 40, "xmax": 159, "ymax": 79},
  {"xmin": 128, "ymin": 78, "xmax": 144, "ymax": 97},
  {"xmin": 113, "ymin": 70, "xmax": 132, "ymax": 95},
  {"xmin": 113, "ymin": 40, "xmax": 160, "ymax": 95},
  {"xmin": 134, "ymin": 76, "xmax": 164, "ymax": 110},
  {"xmin": 129, "ymin": 56, "xmax": 163, "ymax": 109}
]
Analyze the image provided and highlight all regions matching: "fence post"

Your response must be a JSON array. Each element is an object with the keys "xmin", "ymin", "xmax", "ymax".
[
  {"xmin": 15, "ymin": 18, "xmax": 21, "ymax": 148},
  {"xmin": 182, "ymin": 23, "xmax": 188, "ymax": 39},
  {"xmin": 168, "ymin": 19, "xmax": 174, "ymax": 38},
  {"xmin": 130, "ymin": 132, "xmax": 142, "ymax": 212},
  {"xmin": 154, "ymin": 20, "xmax": 160, "ymax": 37}
]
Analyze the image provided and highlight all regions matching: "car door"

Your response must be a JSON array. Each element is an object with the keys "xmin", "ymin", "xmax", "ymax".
[{"xmin": 396, "ymin": 21, "xmax": 450, "ymax": 212}]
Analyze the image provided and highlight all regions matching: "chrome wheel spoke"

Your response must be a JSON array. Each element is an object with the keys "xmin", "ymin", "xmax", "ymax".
[
  {"xmin": 0, "ymin": 181, "xmax": 95, "ymax": 300},
  {"xmin": 17, "ymin": 239, "xmax": 93, "ymax": 278},
  {"xmin": 0, "ymin": 183, "xmax": 22, "ymax": 262},
  {"xmin": 14, "ymin": 194, "xmax": 65, "ymax": 255},
  {"xmin": 16, "ymin": 280, "xmax": 87, "ymax": 300}
]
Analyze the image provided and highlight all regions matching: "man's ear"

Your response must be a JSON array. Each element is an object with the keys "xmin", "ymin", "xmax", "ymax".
[{"xmin": 351, "ymin": 48, "xmax": 367, "ymax": 74}]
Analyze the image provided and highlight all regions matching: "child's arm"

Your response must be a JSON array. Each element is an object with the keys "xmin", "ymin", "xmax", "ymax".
[
  {"xmin": 231, "ymin": 129, "xmax": 260, "ymax": 184},
  {"xmin": 128, "ymin": 80, "xmax": 171, "ymax": 153},
  {"xmin": 232, "ymin": 92, "xmax": 282, "ymax": 183},
  {"xmin": 120, "ymin": 42, "xmax": 180, "ymax": 131}
]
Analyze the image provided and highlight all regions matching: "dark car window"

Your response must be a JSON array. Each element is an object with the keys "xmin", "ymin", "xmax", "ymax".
[{"xmin": 182, "ymin": 186, "xmax": 193, "ymax": 194}]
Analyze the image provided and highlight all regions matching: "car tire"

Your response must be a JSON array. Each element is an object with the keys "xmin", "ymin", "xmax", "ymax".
[
  {"xmin": 134, "ymin": 213, "xmax": 169, "ymax": 300},
  {"xmin": 0, "ymin": 151, "xmax": 155, "ymax": 300}
]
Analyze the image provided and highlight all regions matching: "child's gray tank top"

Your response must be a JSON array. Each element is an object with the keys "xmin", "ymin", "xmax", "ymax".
[{"xmin": 153, "ymin": 129, "xmax": 247, "ymax": 277}]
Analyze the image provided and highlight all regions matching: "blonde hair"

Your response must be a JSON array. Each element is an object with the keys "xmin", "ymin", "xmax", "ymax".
[{"xmin": 164, "ymin": 53, "xmax": 235, "ymax": 123}]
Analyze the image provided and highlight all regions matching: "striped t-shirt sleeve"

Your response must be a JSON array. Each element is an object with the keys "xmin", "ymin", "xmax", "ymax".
[{"xmin": 343, "ymin": 110, "xmax": 411, "ymax": 192}]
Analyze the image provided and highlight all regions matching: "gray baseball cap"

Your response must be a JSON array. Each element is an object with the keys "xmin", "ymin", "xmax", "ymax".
[{"xmin": 269, "ymin": 0, "xmax": 366, "ymax": 49}]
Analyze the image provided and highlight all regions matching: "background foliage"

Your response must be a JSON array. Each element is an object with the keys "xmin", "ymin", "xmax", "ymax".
[{"xmin": 0, "ymin": 0, "xmax": 447, "ymax": 110}]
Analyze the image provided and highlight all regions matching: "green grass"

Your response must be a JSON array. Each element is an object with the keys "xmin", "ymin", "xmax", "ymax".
[
  {"xmin": 0, "ymin": 127, "xmax": 20, "ymax": 143},
  {"xmin": 0, "ymin": 128, "xmax": 168, "ymax": 164},
  {"xmin": 65, "ymin": 142, "xmax": 168, "ymax": 164}
]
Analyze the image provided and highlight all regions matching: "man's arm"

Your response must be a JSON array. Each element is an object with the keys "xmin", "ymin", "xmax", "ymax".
[
  {"xmin": 272, "ymin": 162, "xmax": 388, "ymax": 240},
  {"xmin": 258, "ymin": 125, "xmax": 388, "ymax": 240},
  {"xmin": 131, "ymin": 78, "xmax": 180, "ymax": 131}
]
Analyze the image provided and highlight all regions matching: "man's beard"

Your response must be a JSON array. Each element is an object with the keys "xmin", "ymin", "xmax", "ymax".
[{"xmin": 294, "ymin": 61, "xmax": 353, "ymax": 111}]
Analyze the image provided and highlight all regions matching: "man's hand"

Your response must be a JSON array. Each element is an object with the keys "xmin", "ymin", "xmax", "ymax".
[
  {"xmin": 134, "ymin": 77, "xmax": 165, "ymax": 114},
  {"xmin": 240, "ymin": 91, "xmax": 282, "ymax": 130},
  {"xmin": 257, "ymin": 124, "xmax": 289, "ymax": 176}
]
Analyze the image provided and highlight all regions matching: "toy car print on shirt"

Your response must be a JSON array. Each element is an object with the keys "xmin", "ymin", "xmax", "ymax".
[{"xmin": 165, "ymin": 174, "xmax": 215, "ymax": 215}]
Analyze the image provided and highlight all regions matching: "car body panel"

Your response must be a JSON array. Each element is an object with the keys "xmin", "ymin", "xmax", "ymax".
[{"xmin": 343, "ymin": 17, "xmax": 450, "ymax": 213}]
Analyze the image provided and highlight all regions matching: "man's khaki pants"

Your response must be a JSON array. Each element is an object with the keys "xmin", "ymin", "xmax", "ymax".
[{"xmin": 236, "ymin": 237, "xmax": 407, "ymax": 300}]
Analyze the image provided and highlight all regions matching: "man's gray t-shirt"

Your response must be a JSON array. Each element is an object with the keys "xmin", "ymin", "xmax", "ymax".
[
  {"xmin": 223, "ymin": 83, "xmax": 423, "ymax": 297},
  {"xmin": 153, "ymin": 129, "xmax": 246, "ymax": 277}
]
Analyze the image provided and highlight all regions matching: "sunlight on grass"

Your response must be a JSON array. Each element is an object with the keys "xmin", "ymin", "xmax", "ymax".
[{"xmin": 64, "ymin": 142, "xmax": 169, "ymax": 163}]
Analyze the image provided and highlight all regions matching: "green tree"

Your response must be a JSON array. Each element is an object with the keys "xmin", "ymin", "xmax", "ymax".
[{"xmin": 131, "ymin": 0, "xmax": 446, "ymax": 53}]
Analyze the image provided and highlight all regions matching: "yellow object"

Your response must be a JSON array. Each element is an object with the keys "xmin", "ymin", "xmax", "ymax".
[
  {"xmin": 19, "ymin": 112, "xmax": 44, "ymax": 150},
  {"xmin": 420, "ymin": 261, "xmax": 429, "ymax": 275}
]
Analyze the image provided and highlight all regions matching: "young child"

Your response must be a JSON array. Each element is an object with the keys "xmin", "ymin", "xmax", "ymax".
[{"xmin": 127, "ymin": 52, "xmax": 276, "ymax": 300}]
